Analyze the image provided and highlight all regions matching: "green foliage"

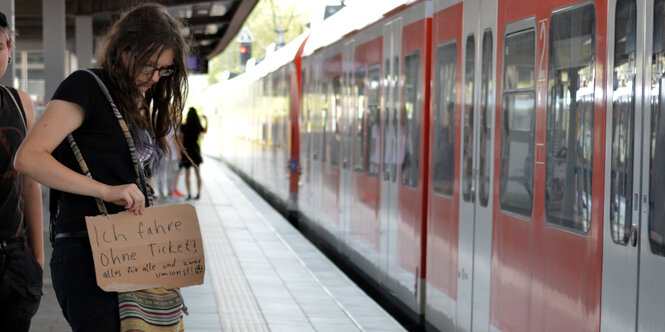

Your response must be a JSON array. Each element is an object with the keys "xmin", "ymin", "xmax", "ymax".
[{"xmin": 207, "ymin": 0, "xmax": 309, "ymax": 81}]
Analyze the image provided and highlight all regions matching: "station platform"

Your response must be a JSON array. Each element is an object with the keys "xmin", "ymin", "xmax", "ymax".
[{"xmin": 30, "ymin": 157, "xmax": 405, "ymax": 332}]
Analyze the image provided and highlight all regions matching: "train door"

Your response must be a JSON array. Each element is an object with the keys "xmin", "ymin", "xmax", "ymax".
[
  {"xmin": 603, "ymin": 0, "xmax": 665, "ymax": 330},
  {"xmin": 492, "ymin": 1, "xmax": 604, "ymax": 331},
  {"xmin": 340, "ymin": 40, "xmax": 355, "ymax": 245},
  {"xmin": 456, "ymin": 0, "xmax": 498, "ymax": 330},
  {"xmin": 380, "ymin": 17, "xmax": 402, "ymax": 286},
  {"xmin": 426, "ymin": 2, "xmax": 462, "ymax": 330}
]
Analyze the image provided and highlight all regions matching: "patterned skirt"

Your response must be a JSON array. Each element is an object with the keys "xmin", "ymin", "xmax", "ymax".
[{"xmin": 118, "ymin": 287, "xmax": 184, "ymax": 332}]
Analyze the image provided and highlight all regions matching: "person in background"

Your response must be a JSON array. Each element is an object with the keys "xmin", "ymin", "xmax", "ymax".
[
  {"xmin": 0, "ymin": 11, "xmax": 44, "ymax": 332},
  {"xmin": 14, "ymin": 3, "xmax": 188, "ymax": 331},
  {"xmin": 180, "ymin": 107, "xmax": 207, "ymax": 200},
  {"xmin": 154, "ymin": 127, "xmax": 182, "ymax": 198}
]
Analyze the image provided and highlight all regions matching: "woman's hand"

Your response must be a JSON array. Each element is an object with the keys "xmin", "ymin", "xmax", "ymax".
[{"xmin": 102, "ymin": 183, "xmax": 145, "ymax": 215}]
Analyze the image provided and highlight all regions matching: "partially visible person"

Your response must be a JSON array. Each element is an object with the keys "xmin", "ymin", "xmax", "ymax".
[
  {"xmin": 154, "ymin": 127, "xmax": 181, "ymax": 198},
  {"xmin": 14, "ymin": 3, "xmax": 188, "ymax": 331},
  {"xmin": 0, "ymin": 11, "xmax": 44, "ymax": 332},
  {"xmin": 180, "ymin": 107, "xmax": 207, "ymax": 200}
]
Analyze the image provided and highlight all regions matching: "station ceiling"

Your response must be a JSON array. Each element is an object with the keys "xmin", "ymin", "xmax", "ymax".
[{"xmin": 15, "ymin": 0, "xmax": 258, "ymax": 60}]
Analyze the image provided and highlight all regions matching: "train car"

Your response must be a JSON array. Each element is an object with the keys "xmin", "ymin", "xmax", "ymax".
[
  {"xmin": 294, "ymin": 0, "xmax": 433, "ymax": 319},
  {"xmin": 203, "ymin": 0, "xmax": 665, "ymax": 330}
]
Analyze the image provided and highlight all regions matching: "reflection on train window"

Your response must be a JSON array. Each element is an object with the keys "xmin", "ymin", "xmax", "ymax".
[
  {"xmin": 500, "ymin": 28, "xmax": 535, "ymax": 218},
  {"xmin": 611, "ymin": 0, "xmax": 636, "ymax": 245},
  {"xmin": 342, "ymin": 71, "xmax": 352, "ymax": 169},
  {"xmin": 366, "ymin": 63, "xmax": 381, "ymax": 177},
  {"xmin": 321, "ymin": 81, "xmax": 329, "ymax": 162},
  {"xmin": 401, "ymin": 51, "xmax": 421, "ymax": 188},
  {"xmin": 546, "ymin": 3, "xmax": 595, "ymax": 234},
  {"xmin": 330, "ymin": 75, "xmax": 342, "ymax": 166},
  {"xmin": 383, "ymin": 57, "xmax": 399, "ymax": 183},
  {"xmin": 392, "ymin": 56, "xmax": 399, "ymax": 182},
  {"xmin": 311, "ymin": 75, "xmax": 319, "ymax": 160},
  {"xmin": 463, "ymin": 35, "xmax": 476, "ymax": 202},
  {"xmin": 383, "ymin": 58, "xmax": 391, "ymax": 180},
  {"xmin": 272, "ymin": 74, "xmax": 280, "ymax": 149},
  {"xmin": 284, "ymin": 71, "xmax": 290, "ymax": 152},
  {"xmin": 262, "ymin": 78, "xmax": 269, "ymax": 144},
  {"xmin": 432, "ymin": 42, "xmax": 457, "ymax": 196},
  {"xmin": 302, "ymin": 69, "xmax": 310, "ymax": 160},
  {"xmin": 354, "ymin": 67, "xmax": 366, "ymax": 173},
  {"xmin": 650, "ymin": 0, "xmax": 665, "ymax": 255},
  {"xmin": 479, "ymin": 30, "xmax": 493, "ymax": 207}
]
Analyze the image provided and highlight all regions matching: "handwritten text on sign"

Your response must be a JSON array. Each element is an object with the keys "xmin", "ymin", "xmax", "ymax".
[{"xmin": 85, "ymin": 204, "xmax": 205, "ymax": 292}]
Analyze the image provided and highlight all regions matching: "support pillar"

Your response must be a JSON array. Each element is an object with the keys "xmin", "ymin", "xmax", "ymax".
[
  {"xmin": 75, "ymin": 15, "xmax": 94, "ymax": 70},
  {"xmin": 43, "ymin": 0, "xmax": 66, "ymax": 100}
]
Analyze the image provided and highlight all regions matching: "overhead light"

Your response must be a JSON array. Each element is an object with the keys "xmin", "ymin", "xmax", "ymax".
[
  {"xmin": 210, "ymin": 2, "xmax": 228, "ymax": 16},
  {"xmin": 205, "ymin": 24, "xmax": 219, "ymax": 35}
]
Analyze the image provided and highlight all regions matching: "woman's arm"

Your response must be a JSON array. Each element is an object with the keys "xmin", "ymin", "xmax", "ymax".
[
  {"xmin": 18, "ymin": 90, "xmax": 43, "ymax": 266},
  {"xmin": 201, "ymin": 115, "xmax": 208, "ymax": 133},
  {"xmin": 14, "ymin": 99, "xmax": 146, "ymax": 214}
]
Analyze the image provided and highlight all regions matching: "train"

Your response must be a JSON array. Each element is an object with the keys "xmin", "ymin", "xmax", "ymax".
[{"xmin": 201, "ymin": 0, "xmax": 665, "ymax": 330}]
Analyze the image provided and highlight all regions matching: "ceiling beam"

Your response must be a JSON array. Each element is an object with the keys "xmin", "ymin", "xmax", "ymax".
[
  {"xmin": 183, "ymin": 16, "xmax": 230, "ymax": 26},
  {"xmin": 72, "ymin": 0, "xmax": 237, "ymax": 15}
]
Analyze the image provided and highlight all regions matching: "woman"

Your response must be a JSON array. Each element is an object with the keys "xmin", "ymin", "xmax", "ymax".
[
  {"xmin": 0, "ymin": 11, "xmax": 43, "ymax": 332},
  {"xmin": 180, "ymin": 107, "xmax": 207, "ymax": 200},
  {"xmin": 14, "ymin": 3, "xmax": 188, "ymax": 331}
]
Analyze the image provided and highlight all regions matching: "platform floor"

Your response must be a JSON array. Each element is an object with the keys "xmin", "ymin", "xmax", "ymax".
[{"xmin": 30, "ymin": 158, "xmax": 405, "ymax": 332}]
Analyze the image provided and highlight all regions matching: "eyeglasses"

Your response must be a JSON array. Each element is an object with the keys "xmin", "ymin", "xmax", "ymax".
[{"xmin": 140, "ymin": 64, "xmax": 175, "ymax": 77}]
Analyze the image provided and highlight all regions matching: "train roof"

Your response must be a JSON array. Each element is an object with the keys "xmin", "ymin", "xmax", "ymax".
[
  {"xmin": 302, "ymin": 0, "xmax": 415, "ymax": 57},
  {"xmin": 214, "ymin": 0, "xmax": 417, "ymax": 88}
]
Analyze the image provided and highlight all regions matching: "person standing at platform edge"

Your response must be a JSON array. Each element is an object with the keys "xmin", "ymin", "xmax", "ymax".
[
  {"xmin": 13, "ymin": 3, "xmax": 188, "ymax": 331},
  {"xmin": 0, "ymin": 11, "xmax": 44, "ymax": 332},
  {"xmin": 180, "ymin": 107, "xmax": 207, "ymax": 200}
]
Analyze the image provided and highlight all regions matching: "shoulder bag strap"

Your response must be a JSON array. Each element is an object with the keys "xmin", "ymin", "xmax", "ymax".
[
  {"xmin": 80, "ymin": 69, "xmax": 154, "ymax": 207},
  {"xmin": 67, "ymin": 135, "xmax": 109, "ymax": 215}
]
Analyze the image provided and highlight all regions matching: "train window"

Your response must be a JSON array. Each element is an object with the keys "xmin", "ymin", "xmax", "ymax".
[
  {"xmin": 610, "ymin": 0, "xmax": 636, "ymax": 245},
  {"xmin": 500, "ymin": 28, "xmax": 536, "ymax": 218},
  {"xmin": 366, "ymin": 63, "xmax": 381, "ymax": 177},
  {"xmin": 479, "ymin": 30, "xmax": 493, "ymax": 207},
  {"xmin": 650, "ymin": 0, "xmax": 665, "ymax": 254},
  {"xmin": 401, "ymin": 51, "xmax": 421, "ymax": 188},
  {"xmin": 546, "ymin": 3, "xmax": 595, "ymax": 234},
  {"xmin": 354, "ymin": 67, "xmax": 366, "ymax": 173},
  {"xmin": 383, "ymin": 58, "xmax": 391, "ymax": 180},
  {"xmin": 321, "ymin": 81, "xmax": 329, "ymax": 162},
  {"xmin": 331, "ymin": 75, "xmax": 342, "ymax": 166},
  {"xmin": 463, "ymin": 35, "xmax": 476, "ymax": 202},
  {"xmin": 433, "ymin": 42, "xmax": 457, "ymax": 196}
]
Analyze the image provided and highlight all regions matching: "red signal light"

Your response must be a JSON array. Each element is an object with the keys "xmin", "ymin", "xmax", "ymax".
[{"xmin": 240, "ymin": 46, "xmax": 248, "ymax": 54}]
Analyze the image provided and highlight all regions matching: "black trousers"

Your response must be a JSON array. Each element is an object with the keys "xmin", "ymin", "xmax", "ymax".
[
  {"xmin": 51, "ymin": 237, "xmax": 119, "ymax": 331},
  {"xmin": 0, "ymin": 237, "xmax": 43, "ymax": 332}
]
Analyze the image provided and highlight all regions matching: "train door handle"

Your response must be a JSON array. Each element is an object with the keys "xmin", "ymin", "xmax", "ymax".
[{"xmin": 627, "ymin": 225, "xmax": 638, "ymax": 247}]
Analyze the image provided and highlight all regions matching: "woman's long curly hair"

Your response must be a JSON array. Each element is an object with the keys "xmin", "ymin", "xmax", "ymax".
[{"xmin": 95, "ymin": 2, "xmax": 189, "ymax": 161}]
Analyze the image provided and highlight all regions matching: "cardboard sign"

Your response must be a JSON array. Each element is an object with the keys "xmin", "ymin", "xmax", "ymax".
[{"xmin": 85, "ymin": 204, "xmax": 205, "ymax": 292}]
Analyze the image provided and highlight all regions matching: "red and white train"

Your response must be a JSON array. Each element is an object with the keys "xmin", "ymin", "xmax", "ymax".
[{"xmin": 202, "ymin": 0, "xmax": 665, "ymax": 330}]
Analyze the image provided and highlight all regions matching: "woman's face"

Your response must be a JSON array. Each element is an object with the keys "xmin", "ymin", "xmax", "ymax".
[
  {"xmin": 0, "ymin": 37, "xmax": 11, "ymax": 79},
  {"xmin": 134, "ymin": 47, "xmax": 175, "ymax": 93}
]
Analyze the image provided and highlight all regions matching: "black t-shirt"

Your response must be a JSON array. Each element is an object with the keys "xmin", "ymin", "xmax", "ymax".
[
  {"xmin": 0, "ymin": 86, "xmax": 27, "ymax": 239},
  {"xmin": 51, "ymin": 69, "xmax": 139, "ymax": 234}
]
